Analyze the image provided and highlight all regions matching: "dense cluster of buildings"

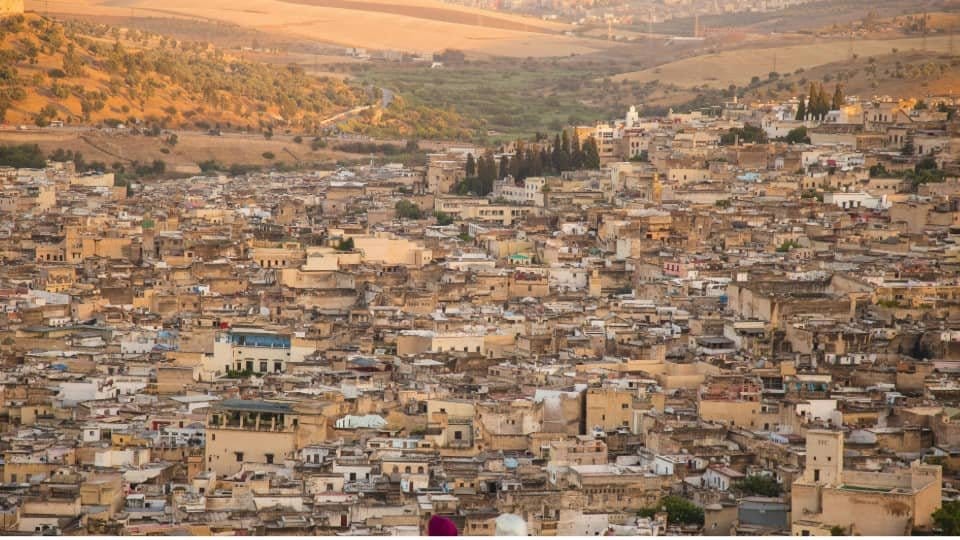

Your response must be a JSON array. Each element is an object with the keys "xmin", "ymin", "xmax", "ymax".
[
  {"xmin": 446, "ymin": 0, "xmax": 823, "ymax": 25},
  {"xmin": 0, "ymin": 93, "xmax": 959, "ymax": 536}
]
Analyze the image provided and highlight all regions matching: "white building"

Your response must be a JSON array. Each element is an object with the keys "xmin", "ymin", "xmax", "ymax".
[{"xmin": 823, "ymin": 191, "xmax": 889, "ymax": 210}]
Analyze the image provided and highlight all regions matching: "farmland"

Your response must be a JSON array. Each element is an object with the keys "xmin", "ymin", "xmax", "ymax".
[
  {"xmin": 31, "ymin": 0, "xmax": 605, "ymax": 58},
  {"xmin": 612, "ymin": 35, "xmax": 959, "ymax": 90}
]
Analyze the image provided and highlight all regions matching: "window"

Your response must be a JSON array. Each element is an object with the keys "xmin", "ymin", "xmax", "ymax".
[
  {"xmin": 813, "ymin": 469, "xmax": 820, "ymax": 482},
  {"xmin": 265, "ymin": 453, "xmax": 274, "ymax": 464},
  {"xmin": 621, "ymin": 403, "xmax": 629, "ymax": 409},
  {"xmin": 274, "ymin": 361, "xmax": 282, "ymax": 372},
  {"xmin": 259, "ymin": 361, "xmax": 268, "ymax": 372},
  {"xmin": 326, "ymin": 483, "xmax": 334, "ymax": 491},
  {"xmin": 235, "ymin": 452, "xmax": 244, "ymax": 462},
  {"xmin": 454, "ymin": 430, "xmax": 463, "ymax": 440}
]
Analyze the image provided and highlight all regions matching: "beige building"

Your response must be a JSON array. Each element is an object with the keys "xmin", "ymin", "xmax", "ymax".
[
  {"xmin": 791, "ymin": 429, "xmax": 942, "ymax": 536},
  {"xmin": 205, "ymin": 399, "xmax": 329, "ymax": 476}
]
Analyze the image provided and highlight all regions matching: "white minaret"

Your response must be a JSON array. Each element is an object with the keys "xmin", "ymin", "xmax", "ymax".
[{"xmin": 626, "ymin": 105, "xmax": 639, "ymax": 128}]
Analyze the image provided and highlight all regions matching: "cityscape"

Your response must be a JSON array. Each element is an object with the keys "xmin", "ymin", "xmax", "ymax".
[{"xmin": 0, "ymin": 0, "xmax": 959, "ymax": 537}]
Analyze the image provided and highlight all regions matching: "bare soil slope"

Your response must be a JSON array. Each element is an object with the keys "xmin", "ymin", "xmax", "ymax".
[{"xmin": 613, "ymin": 35, "xmax": 957, "ymax": 89}]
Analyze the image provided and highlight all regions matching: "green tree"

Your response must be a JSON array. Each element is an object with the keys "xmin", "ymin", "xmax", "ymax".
[
  {"xmin": 831, "ymin": 84, "xmax": 845, "ymax": 110},
  {"xmin": 465, "ymin": 153, "xmax": 476, "ymax": 177},
  {"xmin": 932, "ymin": 501, "xmax": 960, "ymax": 535},
  {"xmin": 785, "ymin": 126, "xmax": 810, "ymax": 144},
  {"xmin": 550, "ymin": 133, "xmax": 562, "ymax": 172},
  {"xmin": 395, "ymin": 199, "xmax": 423, "ymax": 220},
  {"xmin": 559, "ymin": 130, "xmax": 572, "ymax": 171},
  {"xmin": 732, "ymin": 475, "xmax": 782, "ymax": 497},
  {"xmin": 0, "ymin": 144, "xmax": 46, "ymax": 168},
  {"xmin": 499, "ymin": 154, "xmax": 509, "ymax": 180},
  {"xmin": 651, "ymin": 496, "xmax": 704, "ymax": 526},
  {"xmin": 473, "ymin": 152, "xmax": 496, "ymax": 196},
  {"xmin": 720, "ymin": 124, "xmax": 768, "ymax": 145},
  {"xmin": 434, "ymin": 211, "xmax": 454, "ymax": 226},
  {"xmin": 936, "ymin": 102, "xmax": 956, "ymax": 120},
  {"xmin": 901, "ymin": 140, "xmax": 915, "ymax": 156},
  {"xmin": 571, "ymin": 130, "xmax": 584, "ymax": 169},
  {"xmin": 582, "ymin": 136, "xmax": 600, "ymax": 169},
  {"xmin": 795, "ymin": 98, "xmax": 807, "ymax": 121},
  {"xmin": 336, "ymin": 237, "xmax": 355, "ymax": 251}
]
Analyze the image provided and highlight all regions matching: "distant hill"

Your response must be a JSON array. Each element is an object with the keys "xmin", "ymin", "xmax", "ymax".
[
  {"xmin": 0, "ymin": 13, "xmax": 469, "ymax": 138},
  {"xmin": 43, "ymin": 0, "xmax": 599, "ymax": 58}
]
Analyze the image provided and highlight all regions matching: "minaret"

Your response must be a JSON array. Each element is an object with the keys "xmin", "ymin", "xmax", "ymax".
[{"xmin": 803, "ymin": 429, "xmax": 844, "ymax": 485}]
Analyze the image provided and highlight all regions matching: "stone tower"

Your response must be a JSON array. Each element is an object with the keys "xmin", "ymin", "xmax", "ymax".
[
  {"xmin": 0, "ymin": 0, "xmax": 24, "ymax": 17},
  {"xmin": 803, "ymin": 429, "xmax": 844, "ymax": 486}
]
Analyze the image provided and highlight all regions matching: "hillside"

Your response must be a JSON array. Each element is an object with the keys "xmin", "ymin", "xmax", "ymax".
[
  {"xmin": 746, "ymin": 49, "xmax": 960, "ymax": 103},
  {"xmin": 38, "ymin": 0, "xmax": 605, "ymax": 58},
  {"xmin": 0, "ymin": 13, "xmax": 375, "ymax": 132},
  {"xmin": 612, "ymin": 35, "xmax": 957, "ymax": 91}
]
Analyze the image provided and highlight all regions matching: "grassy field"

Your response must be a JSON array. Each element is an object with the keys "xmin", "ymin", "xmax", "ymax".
[
  {"xmin": 351, "ymin": 60, "xmax": 627, "ymax": 142},
  {"xmin": 33, "ymin": 0, "xmax": 607, "ymax": 57},
  {"xmin": 613, "ymin": 35, "xmax": 959, "ymax": 90}
]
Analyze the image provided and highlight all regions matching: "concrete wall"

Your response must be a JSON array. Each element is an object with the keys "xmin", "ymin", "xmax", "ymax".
[{"xmin": 205, "ymin": 427, "xmax": 296, "ymax": 476}]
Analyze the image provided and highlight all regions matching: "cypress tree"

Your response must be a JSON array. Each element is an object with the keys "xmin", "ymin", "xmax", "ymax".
[
  {"xmin": 558, "ymin": 130, "xmax": 572, "ymax": 171},
  {"xmin": 530, "ymin": 148, "xmax": 543, "ymax": 177},
  {"xmin": 540, "ymin": 148, "xmax": 552, "ymax": 175},
  {"xmin": 571, "ymin": 131, "xmax": 584, "ymax": 170},
  {"xmin": 831, "ymin": 84, "xmax": 845, "ymax": 110},
  {"xmin": 795, "ymin": 98, "xmax": 807, "ymax": 121},
  {"xmin": 816, "ymin": 83, "xmax": 829, "ymax": 119},
  {"xmin": 583, "ymin": 136, "xmax": 601, "ymax": 169},
  {"xmin": 551, "ymin": 134, "xmax": 562, "ymax": 172},
  {"xmin": 465, "ymin": 153, "xmax": 475, "ymax": 177}
]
